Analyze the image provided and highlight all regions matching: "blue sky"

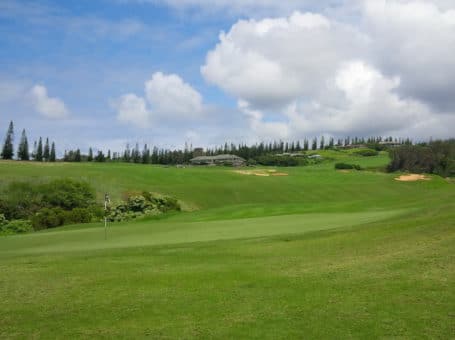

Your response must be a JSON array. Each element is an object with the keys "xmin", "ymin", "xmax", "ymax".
[{"xmin": 1, "ymin": 0, "xmax": 454, "ymax": 153}]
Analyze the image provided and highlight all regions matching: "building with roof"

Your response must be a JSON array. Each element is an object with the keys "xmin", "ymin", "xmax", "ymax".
[{"xmin": 190, "ymin": 154, "xmax": 246, "ymax": 166}]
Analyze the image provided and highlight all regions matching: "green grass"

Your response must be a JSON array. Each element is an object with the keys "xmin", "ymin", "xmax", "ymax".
[{"xmin": 0, "ymin": 154, "xmax": 454, "ymax": 338}]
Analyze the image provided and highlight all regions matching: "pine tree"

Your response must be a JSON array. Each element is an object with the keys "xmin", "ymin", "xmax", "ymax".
[
  {"xmin": 36, "ymin": 137, "xmax": 43, "ymax": 161},
  {"xmin": 75, "ymin": 149, "xmax": 81, "ymax": 162},
  {"xmin": 133, "ymin": 143, "xmax": 141, "ymax": 163},
  {"xmin": 303, "ymin": 139, "xmax": 309, "ymax": 151},
  {"xmin": 95, "ymin": 150, "xmax": 105, "ymax": 162},
  {"xmin": 142, "ymin": 144, "xmax": 150, "ymax": 164},
  {"xmin": 311, "ymin": 138, "xmax": 318, "ymax": 151},
  {"xmin": 17, "ymin": 129, "xmax": 30, "ymax": 161},
  {"xmin": 50, "ymin": 142, "xmax": 56, "ymax": 162},
  {"xmin": 1, "ymin": 121, "xmax": 14, "ymax": 160},
  {"xmin": 88, "ymin": 148, "xmax": 93, "ymax": 162},
  {"xmin": 123, "ymin": 144, "xmax": 131, "ymax": 162},
  {"xmin": 43, "ymin": 138, "xmax": 50, "ymax": 161},
  {"xmin": 319, "ymin": 136, "xmax": 325, "ymax": 150},
  {"xmin": 32, "ymin": 140, "xmax": 37, "ymax": 160}
]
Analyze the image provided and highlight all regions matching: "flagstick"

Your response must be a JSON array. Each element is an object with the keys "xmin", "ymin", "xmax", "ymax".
[{"xmin": 104, "ymin": 193, "xmax": 109, "ymax": 240}]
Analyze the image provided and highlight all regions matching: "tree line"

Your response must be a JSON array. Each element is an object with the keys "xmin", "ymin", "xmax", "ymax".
[
  {"xmin": 387, "ymin": 140, "xmax": 455, "ymax": 177},
  {"xmin": 2, "ymin": 119, "xmax": 413, "ymax": 165},
  {"xmin": 1, "ymin": 121, "xmax": 56, "ymax": 162}
]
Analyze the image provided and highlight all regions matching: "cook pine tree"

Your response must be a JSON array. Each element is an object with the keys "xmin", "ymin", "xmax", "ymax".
[
  {"xmin": 43, "ymin": 138, "xmax": 50, "ymax": 161},
  {"xmin": 35, "ymin": 137, "xmax": 43, "ymax": 161},
  {"xmin": 1, "ymin": 121, "xmax": 14, "ymax": 160},
  {"xmin": 50, "ymin": 142, "xmax": 56, "ymax": 162},
  {"xmin": 17, "ymin": 129, "xmax": 30, "ymax": 160}
]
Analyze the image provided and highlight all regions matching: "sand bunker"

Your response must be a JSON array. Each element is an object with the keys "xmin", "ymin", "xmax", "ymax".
[
  {"xmin": 233, "ymin": 169, "xmax": 288, "ymax": 177},
  {"xmin": 395, "ymin": 174, "xmax": 430, "ymax": 182}
]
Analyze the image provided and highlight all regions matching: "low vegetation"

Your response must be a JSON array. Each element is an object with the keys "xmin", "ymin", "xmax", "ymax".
[
  {"xmin": 334, "ymin": 162, "xmax": 362, "ymax": 170},
  {"xmin": 107, "ymin": 193, "xmax": 181, "ymax": 222},
  {"xmin": 388, "ymin": 139, "xmax": 455, "ymax": 177},
  {"xmin": 352, "ymin": 148, "xmax": 379, "ymax": 157},
  {"xmin": 0, "ymin": 178, "xmax": 182, "ymax": 234},
  {"xmin": 0, "ymin": 179, "xmax": 102, "ymax": 231}
]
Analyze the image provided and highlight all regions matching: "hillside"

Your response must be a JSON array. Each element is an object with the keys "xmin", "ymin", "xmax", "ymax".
[{"xmin": 0, "ymin": 154, "xmax": 454, "ymax": 338}]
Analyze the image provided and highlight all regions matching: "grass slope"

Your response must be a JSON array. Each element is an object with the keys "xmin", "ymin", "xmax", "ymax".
[{"xmin": 0, "ymin": 154, "xmax": 454, "ymax": 338}]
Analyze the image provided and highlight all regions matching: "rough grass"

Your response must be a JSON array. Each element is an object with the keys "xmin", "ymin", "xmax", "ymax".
[{"xmin": 0, "ymin": 154, "xmax": 454, "ymax": 338}]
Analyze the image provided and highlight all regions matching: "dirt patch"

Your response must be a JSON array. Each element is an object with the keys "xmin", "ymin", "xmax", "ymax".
[
  {"xmin": 394, "ymin": 174, "xmax": 430, "ymax": 182},
  {"xmin": 233, "ymin": 169, "xmax": 288, "ymax": 177}
]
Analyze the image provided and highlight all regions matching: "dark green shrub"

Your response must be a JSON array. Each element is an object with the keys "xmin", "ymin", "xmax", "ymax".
[
  {"xmin": 1, "ymin": 219, "xmax": 33, "ymax": 234},
  {"xmin": 335, "ymin": 163, "xmax": 362, "ymax": 170},
  {"xmin": 64, "ymin": 208, "xmax": 93, "ymax": 224},
  {"xmin": 0, "ymin": 213, "xmax": 7, "ymax": 226},
  {"xmin": 31, "ymin": 207, "xmax": 66, "ymax": 230},
  {"xmin": 0, "ymin": 182, "xmax": 42, "ymax": 219},
  {"xmin": 41, "ymin": 179, "xmax": 96, "ymax": 209},
  {"xmin": 256, "ymin": 155, "xmax": 302, "ymax": 166},
  {"xmin": 353, "ymin": 148, "xmax": 379, "ymax": 157},
  {"xmin": 388, "ymin": 140, "xmax": 455, "ymax": 177}
]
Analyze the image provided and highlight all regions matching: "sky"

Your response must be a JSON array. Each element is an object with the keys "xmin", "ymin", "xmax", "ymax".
[{"xmin": 0, "ymin": 0, "xmax": 454, "ymax": 153}]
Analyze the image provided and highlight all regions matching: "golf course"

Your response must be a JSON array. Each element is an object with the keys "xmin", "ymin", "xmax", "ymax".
[{"xmin": 0, "ymin": 151, "xmax": 454, "ymax": 338}]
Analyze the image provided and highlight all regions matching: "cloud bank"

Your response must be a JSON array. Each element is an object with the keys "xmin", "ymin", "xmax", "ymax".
[{"xmin": 200, "ymin": 0, "xmax": 455, "ymax": 140}]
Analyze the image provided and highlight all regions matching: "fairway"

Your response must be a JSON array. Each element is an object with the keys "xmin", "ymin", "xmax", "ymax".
[{"xmin": 1, "ymin": 157, "xmax": 454, "ymax": 338}]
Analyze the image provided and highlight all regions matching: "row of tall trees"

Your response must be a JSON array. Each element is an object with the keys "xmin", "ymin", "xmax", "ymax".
[
  {"xmin": 1, "ymin": 121, "xmax": 56, "ymax": 162},
  {"xmin": 3, "ymin": 119, "xmax": 414, "ymax": 165}
]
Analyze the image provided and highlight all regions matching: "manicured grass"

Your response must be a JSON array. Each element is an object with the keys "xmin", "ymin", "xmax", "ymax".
[{"xmin": 0, "ymin": 156, "xmax": 454, "ymax": 338}]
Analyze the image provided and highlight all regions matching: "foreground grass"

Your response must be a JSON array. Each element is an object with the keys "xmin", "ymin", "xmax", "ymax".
[{"xmin": 0, "ymin": 206, "xmax": 453, "ymax": 338}]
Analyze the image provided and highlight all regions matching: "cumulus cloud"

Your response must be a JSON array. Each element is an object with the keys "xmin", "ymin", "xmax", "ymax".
[
  {"xmin": 115, "ymin": 72, "xmax": 205, "ymax": 128},
  {"xmin": 29, "ymin": 85, "xmax": 69, "ymax": 119},
  {"xmin": 202, "ymin": 1, "xmax": 455, "ymax": 139},
  {"xmin": 363, "ymin": 0, "xmax": 455, "ymax": 111}
]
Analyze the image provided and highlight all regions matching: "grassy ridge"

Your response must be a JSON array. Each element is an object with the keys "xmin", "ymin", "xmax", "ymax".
[{"xmin": 0, "ymin": 154, "xmax": 454, "ymax": 338}]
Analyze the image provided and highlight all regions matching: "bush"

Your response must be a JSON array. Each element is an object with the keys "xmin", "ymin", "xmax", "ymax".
[
  {"xmin": 0, "ymin": 182, "xmax": 42, "ymax": 220},
  {"xmin": 1, "ymin": 219, "xmax": 33, "ymax": 234},
  {"xmin": 335, "ymin": 163, "xmax": 362, "ymax": 170},
  {"xmin": 0, "ymin": 179, "xmax": 97, "ymax": 220},
  {"xmin": 108, "ymin": 192, "xmax": 181, "ymax": 222},
  {"xmin": 41, "ymin": 179, "xmax": 96, "ymax": 210},
  {"xmin": 64, "ymin": 208, "xmax": 93, "ymax": 224},
  {"xmin": 31, "ymin": 207, "xmax": 66, "ymax": 230},
  {"xmin": 256, "ymin": 155, "xmax": 302, "ymax": 166},
  {"xmin": 0, "ymin": 213, "xmax": 7, "ymax": 226},
  {"xmin": 353, "ymin": 148, "xmax": 379, "ymax": 157}
]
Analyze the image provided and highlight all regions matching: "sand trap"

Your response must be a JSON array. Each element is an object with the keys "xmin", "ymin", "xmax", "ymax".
[
  {"xmin": 395, "ymin": 174, "xmax": 430, "ymax": 182},
  {"xmin": 233, "ymin": 169, "xmax": 288, "ymax": 177}
]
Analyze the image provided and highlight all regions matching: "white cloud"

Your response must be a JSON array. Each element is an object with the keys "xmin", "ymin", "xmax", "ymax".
[
  {"xmin": 116, "ymin": 93, "xmax": 150, "ymax": 127},
  {"xmin": 115, "ymin": 72, "xmax": 205, "ymax": 128},
  {"xmin": 145, "ymin": 72, "xmax": 204, "ymax": 119},
  {"xmin": 202, "ymin": 11, "xmax": 367, "ymax": 109},
  {"xmin": 363, "ymin": 0, "xmax": 455, "ymax": 111},
  {"xmin": 29, "ymin": 85, "xmax": 69, "ymax": 119},
  {"xmin": 284, "ymin": 61, "xmax": 432, "ymax": 135},
  {"xmin": 202, "ymin": 2, "xmax": 455, "ymax": 139}
]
